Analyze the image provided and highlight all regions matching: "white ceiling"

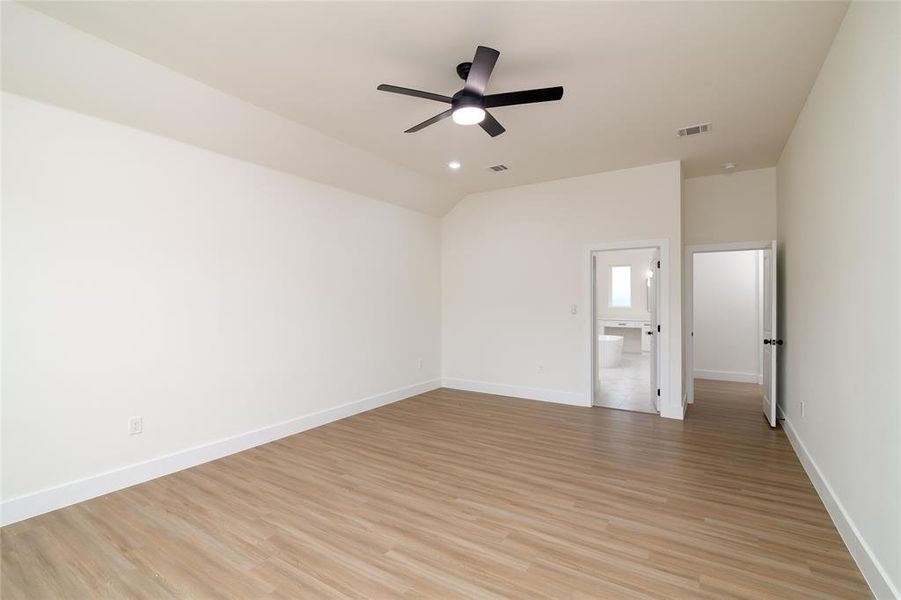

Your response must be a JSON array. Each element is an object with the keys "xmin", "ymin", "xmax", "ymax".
[{"xmin": 28, "ymin": 1, "xmax": 847, "ymax": 196}]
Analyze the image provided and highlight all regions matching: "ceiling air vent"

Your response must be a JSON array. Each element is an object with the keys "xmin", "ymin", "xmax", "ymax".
[
  {"xmin": 676, "ymin": 122, "xmax": 711, "ymax": 137},
  {"xmin": 488, "ymin": 164, "xmax": 509, "ymax": 172}
]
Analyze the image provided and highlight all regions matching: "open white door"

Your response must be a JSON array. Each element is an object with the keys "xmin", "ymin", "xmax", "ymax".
[
  {"xmin": 761, "ymin": 241, "xmax": 779, "ymax": 427},
  {"xmin": 591, "ymin": 253, "xmax": 598, "ymax": 406},
  {"xmin": 648, "ymin": 251, "xmax": 660, "ymax": 411}
]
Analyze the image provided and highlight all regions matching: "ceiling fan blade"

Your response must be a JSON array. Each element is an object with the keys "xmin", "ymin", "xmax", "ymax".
[
  {"xmin": 377, "ymin": 84, "xmax": 452, "ymax": 104},
  {"xmin": 479, "ymin": 111, "xmax": 505, "ymax": 137},
  {"xmin": 463, "ymin": 46, "xmax": 500, "ymax": 96},
  {"xmin": 483, "ymin": 86, "xmax": 564, "ymax": 108},
  {"xmin": 405, "ymin": 109, "xmax": 454, "ymax": 133}
]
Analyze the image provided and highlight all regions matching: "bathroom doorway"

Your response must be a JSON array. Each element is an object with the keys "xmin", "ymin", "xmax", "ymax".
[
  {"xmin": 589, "ymin": 244, "xmax": 663, "ymax": 414},
  {"xmin": 684, "ymin": 241, "xmax": 779, "ymax": 426}
]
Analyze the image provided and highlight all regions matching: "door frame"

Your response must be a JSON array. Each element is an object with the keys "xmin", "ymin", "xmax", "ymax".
[
  {"xmin": 683, "ymin": 240, "xmax": 773, "ymax": 405},
  {"xmin": 585, "ymin": 239, "xmax": 670, "ymax": 414}
]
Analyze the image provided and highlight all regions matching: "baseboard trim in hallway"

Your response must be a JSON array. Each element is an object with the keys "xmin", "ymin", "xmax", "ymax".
[
  {"xmin": 692, "ymin": 369, "xmax": 761, "ymax": 384},
  {"xmin": 779, "ymin": 408, "xmax": 898, "ymax": 599},
  {"xmin": 0, "ymin": 378, "xmax": 441, "ymax": 527},
  {"xmin": 441, "ymin": 377, "xmax": 587, "ymax": 406}
]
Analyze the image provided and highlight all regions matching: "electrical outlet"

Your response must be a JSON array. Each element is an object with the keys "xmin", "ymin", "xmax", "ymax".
[
  {"xmin": 801, "ymin": 401, "xmax": 805, "ymax": 417},
  {"xmin": 538, "ymin": 364, "xmax": 544, "ymax": 373},
  {"xmin": 571, "ymin": 304, "xmax": 578, "ymax": 315},
  {"xmin": 129, "ymin": 416, "xmax": 143, "ymax": 435},
  {"xmin": 418, "ymin": 358, "xmax": 423, "ymax": 370}
]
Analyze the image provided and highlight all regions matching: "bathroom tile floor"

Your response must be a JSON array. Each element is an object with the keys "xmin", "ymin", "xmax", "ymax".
[{"xmin": 594, "ymin": 351, "xmax": 656, "ymax": 413}]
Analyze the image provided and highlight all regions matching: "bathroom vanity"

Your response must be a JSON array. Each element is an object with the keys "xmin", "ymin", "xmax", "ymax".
[{"xmin": 598, "ymin": 318, "xmax": 652, "ymax": 353}]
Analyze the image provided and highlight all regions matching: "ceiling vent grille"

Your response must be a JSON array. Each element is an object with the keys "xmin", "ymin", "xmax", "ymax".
[
  {"xmin": 676, "ymin": 122, "xmax": 711, "ymax": 137},
  {"xmin": 488, "ymin": 164, "xmax": 509, "ymax": 172}
]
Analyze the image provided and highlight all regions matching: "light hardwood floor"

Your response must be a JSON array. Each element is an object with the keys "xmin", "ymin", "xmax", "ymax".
[{"xmin": 1, "ymin": 381, "xmax": 869, "ymax": 598}]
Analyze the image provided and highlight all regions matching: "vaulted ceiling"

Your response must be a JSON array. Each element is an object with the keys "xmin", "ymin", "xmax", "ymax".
[{"xmin": 19, "ymin": 1, "xmax": 847, "ymax": 210}]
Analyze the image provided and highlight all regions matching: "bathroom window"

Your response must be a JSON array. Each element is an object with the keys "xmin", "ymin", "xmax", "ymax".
[{"xmin": 610, "ymin": 266, "xmax": 631, "ymax": 307}]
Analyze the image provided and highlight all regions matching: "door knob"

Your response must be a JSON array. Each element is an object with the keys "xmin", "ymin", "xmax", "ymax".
[
  {"xmin": 774, "ymin": 339, "xmax": 784, "ymax": 346},
  {"xmin": 763, "ymin": 339, "xmax": 771, "ymax": 344},
  {"xmin": 646, "ymin": 331, "xmax": 654, "ymax": 335}
]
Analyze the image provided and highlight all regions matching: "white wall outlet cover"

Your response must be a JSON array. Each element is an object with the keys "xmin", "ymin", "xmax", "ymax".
[{"xmin": 128, "ymin": 417, "xmax": 143, "ymax": 435}]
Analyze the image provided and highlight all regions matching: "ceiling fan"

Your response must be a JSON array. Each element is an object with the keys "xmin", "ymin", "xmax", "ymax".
[{"xmin": 377, "ymin": 45, "xmax": 564, "ymax": 138}]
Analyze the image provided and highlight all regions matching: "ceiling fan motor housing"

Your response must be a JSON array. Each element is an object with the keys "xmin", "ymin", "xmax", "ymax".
[
  {"xmin": 452, "ymin": 89, "xmax": 484, "ymax": 111},
  {"xmin": 456, "ymin": 62, "xmax": 472, "ymax": 80}
]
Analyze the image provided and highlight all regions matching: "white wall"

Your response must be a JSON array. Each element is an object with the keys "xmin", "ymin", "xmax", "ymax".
[
  {"xmin": 683, "ymin": 168, "xmax": 777, "ymax": 245},
  {"xmin": 441, "ymin": 161, "xmax": 683, "ymax": 416},
  {"xmin": 776, "ymin": 2, "xmax": 900, "ymax": 596},
  {"xmin": 1, "ymin": 2, "xmax": 457, "ymax": 216},
  {"xmin": 692, "ymin": 251, "xmax": 761, "ymax": 383},
  {"xmin": 1, "ymin": 94, "xmax": 442, "ymax": 521}
]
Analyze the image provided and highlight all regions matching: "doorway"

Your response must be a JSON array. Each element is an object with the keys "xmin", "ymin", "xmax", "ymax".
[
  {"xmin": 589, "ymin": 242, "xmax": 666, "ymax": 414},
  {"xmin": 684, "ymin": 241, "xmax": 779, "ymax": 426}
]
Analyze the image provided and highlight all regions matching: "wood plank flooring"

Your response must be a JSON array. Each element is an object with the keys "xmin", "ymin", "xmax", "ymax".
[{"xmin": 1, "ymin": 381, "xmax": 870, "ymax": 598}]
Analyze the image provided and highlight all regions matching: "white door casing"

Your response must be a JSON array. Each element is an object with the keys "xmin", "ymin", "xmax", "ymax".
[
  {"xmin": 684, "ymin": 240, "xmax": 778, "ymax": 414},
  {"xmin": 649, "ymin": 251, "xmax": 660, "ymax": 411},
  {"xmin": 586, "ymin": 239, "xmax": 672, "ymax": 416}
]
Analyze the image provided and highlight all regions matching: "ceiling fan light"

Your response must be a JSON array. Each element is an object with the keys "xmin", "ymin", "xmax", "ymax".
[{"xmin": 452, "ymin": 106, "xmax": 486, "ymax": 126}]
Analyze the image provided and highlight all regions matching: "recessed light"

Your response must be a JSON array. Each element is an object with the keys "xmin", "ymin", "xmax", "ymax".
[{"xmin": 448, "ymin": 160, "xmax": 461, "ymax": 170}]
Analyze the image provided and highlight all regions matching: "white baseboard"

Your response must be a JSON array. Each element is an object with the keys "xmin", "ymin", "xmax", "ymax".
[
  {"xmin": 441, "ymin": 378, "xmax": 588, "ymax": 407},
  {"xmin": 1, "ymin": 379, "xmax": 441, "ymax": 527},
  {"xmin": 693, "ymin": 369, "xmax": 760, "ymax": 384},
  {"xmin": 779, "ymin": 408, "xmax": 898, "ymax": 599}
]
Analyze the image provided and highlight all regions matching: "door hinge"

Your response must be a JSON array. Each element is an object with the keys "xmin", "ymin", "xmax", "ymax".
[
  {"xmin": 657, "ymin": 388, "xmax": 661, "ymax": 397},
  {"xmin": 657, "ymin": 325, "xmax": 661, "ymax": 333},
  {"xmin": 657, "ymin": 260, "xmax": 660, "ymax": 268}
]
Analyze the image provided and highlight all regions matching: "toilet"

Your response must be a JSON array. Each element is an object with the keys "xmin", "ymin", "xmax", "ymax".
[{"xmin": 598, "ymin": 334, "xmax": 625, "ymax": 368}]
